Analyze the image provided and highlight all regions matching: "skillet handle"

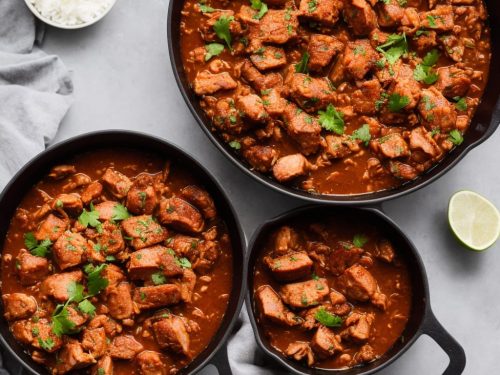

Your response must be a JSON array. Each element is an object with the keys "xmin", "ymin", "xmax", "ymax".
[
  {"xmin": 210, "ymin": 344, "xmax": 232, "ymax": 375},
  {"xmin": 420, "ymin": 309, "xmax": 466, "ymax": 375}
]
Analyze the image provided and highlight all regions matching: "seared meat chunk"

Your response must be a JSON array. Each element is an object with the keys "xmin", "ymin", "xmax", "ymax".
[
  {"xmin": 136, "ymin": 351, "xmax": 166, "ymax": 375},
  {"xmin": 101, "ymin": 264, "xmax": 125, "ymax": 289},
  {"xmin": 358, "ymin": 343, "xmax": 377, "ymax": 363},
  {"xmin": 409, "ymin": 126, "xmax": 442, "ymax": 159},
  {"xmin": 90, "ymin": 221, "xmax": 125, "ymax": 255},
  {"xmin": 280, "ymin": 278, "xmax": 330, "ymax": 308},
  {"xmin": 344, "ymin": 40, "xmax": 378, "ymax": 80},
  {"xmin": 260, "ymin": 88, "xmax": 287, "ymax": 117},
  {"xmin": 128, "ymin": 246, "xmax": 183, "ymax": 281},
  {"xmin": 16, "ymin": 249, "xmax": 49, "ymax": 285},
  {"xmin": 54, "ymin": 341, "xmax": 96, "ymax": 374},
  {"xmin": 51, "ymin": 193, "xmax": 83, "ymax": 216},
  {"xmin": 418, "ymin": 88, "xmax": 457, "ymax": 131},
  {"xmin": 35, "ymin": 213, "xmax": 68, "ymax": 242},
  {"xmin": 338, "ymin": 264, "xmax": 387, "ymax": 310},
  {"xmin": 375, "ymin": 239, "xmax": 395, "ymax": 263},
  {"xmin": 199, "ymin": 10, "xmax": 243, "ymax": 42},
  {"xmin": 53, "ymin": 231, "xmax": 89, "ymax": 270},
  {"xmin": 81, "ymin": 181, "xmax": 103, "ymax": 205},
  {"xmin": 372, "ymin": 133, "xmax": 410, "ymax": 159},
  {"xmin": 264, "ymin": 252, "xmax": 313, "ymax": 281},
  {"xmin": 324, "ymin": 135, "xmax": 360, "ymax": 160},
  {"xmin": 93, "ymin": 201, "xmax": 119, "ymax": 221},
  {"xmin": 389, "ymin": 64, "xmax": 421, "ymax": 111},
  {"xmin": 299, "ymin": 0, "xmax": 342, "ymax": 26},
  {"xmin": 41, "ymin": 270, "xmax": 83, "ymax": 302},
  {"xmin": 105, "ymin": 282, "xmax": 134, "ymax": 320},
  {"xmin": 341, "ymin": 312, "xmax": 374, "ymax": 342},
  {"xmin": 352, "ymin": 79, "xmax": 382, "ymax": 115},
  {"xmin": 286, "ymin": 342, "xmax": 315, "ymax": 366},
  {"xmin": 389, "ymin": 160, "xmax": 419, "ymax": 180},
  {"xmin": 287, "ymin": 74, "xmax": 336, "ymax": 113},
  {"xmin": 377, "ymin": 0, "xmax": 404, "ymax": 27},
  {"xmin": 344, "ymin": 0, "xmax": 378, "ymax": 35},
  {"xmin": 92, "ymin": 355, "xmax": 113, "ymax": 375},
  {"xmin": 48, "ymin": 165, "xmax": 76, "ymax": 180},
  {"xmin": 3, "ymin": 293, "xmax": 37, "ymax": 321},
  {"xmin": 235, "ymin": 94, "xmax": 268, "ymax": 123},
  {"xmin": 311, "ymin": 326, "xmax": 343, "ymax": 358},
  {"xmin": 181, "ymin": 185, "xmax": 217, "ymax": 219},
  {"xmin": 329, "ymin": 246, "xmax": 364, "ymax": 275},
  {"xmin": 133, "ymin": 284, "xmax": 181, "ymax": 310},
  {"xmin": 282, "ymin": 104, "xmax": 322, "ymax": 154},
  {"xmin": 307, "ymin": 34, "xmax": 344, "ymax": 71},
  {"xmin": 88, "ymin": 315, "xmax": 122, "ymax": 337},
  {"xmin": 12, "ymin": 318, "xmax": 63, "ymax": 352},
  {"xmin": 419, "ymin": 5, "xmax": 454, "ymax": 32},
  {"xmin": 158, "ymin": 197, "xmax": 204, "ymax": 234},
  {"xmin": 255, "ymin": 285, "xmax": 301, "ymax": 326},
  {"xmin": 329, "ymin": 290, "xmax": 351, "ymax": 315},
  {"xmin": 193, "ymin": 71, "xmax": 237, "ymax": 95},
  {"xmin": 121, "ymin": 215, "xmax": 167, "ymax": 250},
  {"xmin": 242, "ymin": 145, "xmax": 278, "ymax": 173},
  {"xmin": 249, "ymin": 9, "xmax": 299, "ymax": 47},
  {"xmin": 439, "ymin": 34, "xmax": 464, "ymax": 62},
  {"xmin": 435, "ymin": 66, "xmax": 471, "ymax": 99},
  {"xmin": 126, "ymin": 175, "xmax": 157, "ymax": 215},
  {"xmin": 101, "ymin": 168, "xmax": 132, "ymax": 199},
  {"xmin": 109, "ymin": 335, "xmax": 144, "ymax": 360},
  {"xmin": 273, "ymin": 154, "xmax": 312, "ymax": 183},
  {"xmin": 241, "ymin": 60, "xmax": 284, "ymax": 92},
  {"xmin": 82, "ymin": 327, "xmax": 107, "ymax": 358},
  {"xmin": 250, "ymin": 46, "xmax": 287, "ymax": 71},
  {"xmin": 274, "ymin": 226, "xmax": 300, "ymax": 255},
  {"xmin": 176, "ymin": 269, "xmax": 197, "ymax": 303},
  {"xmin": 153, "ymin": 315, "xmax": 190, "ymax": 356}
]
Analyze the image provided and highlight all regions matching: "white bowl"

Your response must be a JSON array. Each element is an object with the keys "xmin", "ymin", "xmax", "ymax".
[{"xmin": 24, "ymin": 0, "xmax": 117, "ymax": 30}]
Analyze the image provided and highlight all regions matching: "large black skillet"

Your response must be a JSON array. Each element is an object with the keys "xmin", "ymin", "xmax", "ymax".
[
  {"xmin": 0, "ymin": 131, "xmax": 246, "ymax": 375},
  {"xmin": 168, "ymin": 0, "xmax": 500, "ymax": 205},
  {"xmin": 246, "ymin": 205, "xmax": 466, "ymax": 375}
]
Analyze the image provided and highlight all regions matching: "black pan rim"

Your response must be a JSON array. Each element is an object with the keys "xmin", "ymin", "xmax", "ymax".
[{"xmin": 0, "ymin": 129, "xmax": 247, "ymax": 375}]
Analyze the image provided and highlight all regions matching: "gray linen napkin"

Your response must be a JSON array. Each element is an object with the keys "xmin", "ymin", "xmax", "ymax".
[{"xmin": 0, "ymin": 0, "xmax": 73, "ymax": 190}]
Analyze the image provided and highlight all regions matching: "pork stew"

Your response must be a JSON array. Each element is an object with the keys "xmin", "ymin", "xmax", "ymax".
[
  {"xmin": 0, "ymin": 149, "xmax": 233, "ymax": 374},
  {"xmin": 180, "ymin": 0, "xmax": 491, "ymax": 195},
  {"xmin": 252, "ymin": 216, "xmax": 411, "ymax": 369}
]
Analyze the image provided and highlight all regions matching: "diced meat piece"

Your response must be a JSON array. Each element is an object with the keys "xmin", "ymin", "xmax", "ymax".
[
  {"xmin": 344, "ymin": 40, "xmax": 378, "ymax": 80},
  {"xmin": 286, "ymin": 342, "xmax": 315, "ymax": 366},
  {"xmin": 280, "ymin": 278, "xmax": 330, "ymax": 308},
  {"xmin": 133, "ymin": 284, "xmax": 181, "ymax": 310},
  {"xmin": 54, "ymin": 341, "xmax": 96, "ymax": 374},
  {"xmin": 158, "ymin": 197, "xmax": 204, "ymax": 234},
  {"xmin": 48, "ymin": 165, "xmax": 76, "ymax": 180},
  {"xmin": 255, "ymin": 285, "xmax": 301, "ymax": 326},
  {"xmin": 91, "ymin": 221, "xmax": 125, "ymax": 255},
  {"xmin": 51, "ymin": 193, "xmax": 83, "ymax": 216},
  {"xmin": 329, "ymin": 290, "xmax": 351, "ymax": 315},
  {"xmin": 409, "ymin": 126, "xmax": 442, "ymax": 158},
  {"xmin": 82, "ymin": 327, "xmax": 107, "ymax": 358},
  {"xmin": 273, "ymin": 154, "xmax": 312, "ymax": 183},
  {"xmin": 35, "ymin": 213, "xmax": 68, "ymax": 242},
  {"xmin": 235, "ymin": 94, "xmax": 268, "ymax": 123},
  {"xmin": 152, "ymin": 316, "xmax": 190, "ymax": 355},
  {"xmin": 15, "ymin": 249, "xmax": 49, "ymax": 286},
  {"xmin": 181, "ymin": 185, "xmax": 217, "ymax": 220},
  {"xmin": 136, "ymin": 351, "xmax": 166, "ymax": 375},
  {"xmin": 242, "ymin": 145, "xmax": 278, "ymax": 173},
  {"xmin": 101, "ymin": 264, "xmax": 126, "ymax": 288},
  {"xmin": 418, "ymin": 87, "xmax": 457, "ymax": 131},
  {"xmin": 88, "ymin": 315, "xmax": 123, "ymax": 337},
  {"xmin": 372, "ymin": 133, "xmax": 410, "ymax": 159},
  {"xmin": 264, "ymin": 252, "xmax": 313, "ymax": 282},
  {"xmin": 2, "ymin": 293, "xmax": 37, "ymax": 321},
  {"xmin": 376, "ymin": 239, "xmax": 396, "ymax": 263},
  {"xmin": 338, "ymin": 264, "xmax": 387, "ymax": 310},
  {"xmin": 248, "ymin": 9, "xmax": 299, "ymax": 48},
  {"xmin": 199, "ymin": 10, "xmax": 243, "ymax": 42},
  {"xmin": 389, "ymin": 160, "xmax": 419, "ymax": 180},
  {"xmin": 261, "ymin": 88, "xmax": 287, "ymax": 117},
  {"xmin": 323, "ymin": 135, "xmax": 360, "ymax": 160},
  {"xmin": 211, "ymin": 97, "xmax": 248, "ymax": 135},
  {"xmin": 329, "ymin": 246, "xmax": 364, "ymax": 275},
  {"xmin": 389, "ymin": 64, "xmax": 421, "ymax": 110},
  {"xmin": 101, "ymin": 168, "xmax": 132, "ymax": 199},
  {"xmin": 105, "ymin": 282, "xmax": 134, "ymax": 320},
  {"xmin": 299, "ymin": 0, "xmax": 342, "ymax": 26},
  {"xmin": 341, "ymin": 312, "xmax": 374, "ymax": 342},
  {"xmin": 169, "ymin": 234, "xmax": 200, "ymax": 257},
  {"xmin": 286, "ymin": 74, "xmax": 336, "ymax": 113},
  {"xmin": 92, "ymin": 355, "xmax": 113, "ymax": 375},
  {"xmin": 191, "ymin": 239, "xmax": 220, "ymax": 272},
  {"xmin": 93, "ymin": 201, "xmax": 119, "ymax": 221},
  {"xmin": 66, "ymin": 305, "xmax": 88, "ymax": 328},
  {"xmin": 358, "ymin": 343, "xmax": 377, "ymax": 363},
  {"xmin": 53, "ymin": 231, "xmax": 89, "ymax": 270},
  {"xmin": 109, "ymin": 335, "xmax": 144, "ymax": 360},
  {"xmin": 176, "ymin": 269, "xmax": 197, "ymax": 303},
  {"xmin": 128, "ymin": 246, "xmax": 183, "ymax": 280},
  {"xmin": 241, "ymin": 60, "xmax": 284, "ymax": 92},
  {"xmin": 121, "ymin": 215, "xmax": 168, "ymax": 250},
  {"xmin": 193, "ymin": 70, "xmax": 237, "ymax": 96},
  {"xmin": 377, "ymin": 0, "xmax": 404, "ymax": 27},
  {"xmin": 41, "ymin": 270, "xmax": 83, "ymax": 302},
  {"xmin": 352, "ymin": 79, "xmax": 382, "ymax": 115},
  {"xmin": 420, "ymin": 5, "xmax": 454, "ymax": 32},
  {"xmin": 311, "ymin": 326, "xmax": 343, "ymax": 358},
  {"xmin": 307, "ymin": 34, "xmax": 344, "ymax": 71},
  {"xmin": 435, "ymin": 66, "xmax": 471, "ymax": 99},
  {"xmin": 12, "ymin": 318, "xmax": 63, "ymax": 352},
  {"xmin": 413, "ymin": 30, "xmax": 438, "ymax": 53},
  {"xmin": 344, "ymin": 0, "xmax": 378, "ymax": 35},
  {"xmin": 274, "ymin": 226, "xmax": 299, "ymax": 255},
  {"xmin": 440, "ymin": 34, "xmax": 464, "ymax": 62},
  {"xmin": 81, "ymin": 181, "xmax": 103, "ymax": 205},
  {"xmin": 282, "ymin": 104, "xmax": 322, "ymax": 154},
  {"xmin": 126, "ymin": 175, "xmax": 157, "ymax": 215},
  {"xmin": 250, "ymin": 46, "xmax": 287, "ymax": 71}
]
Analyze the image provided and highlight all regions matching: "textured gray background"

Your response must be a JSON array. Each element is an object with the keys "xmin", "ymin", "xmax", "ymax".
[{"xmin": 38, "ymin": 0, "xmax": 500, "ymax": 373}]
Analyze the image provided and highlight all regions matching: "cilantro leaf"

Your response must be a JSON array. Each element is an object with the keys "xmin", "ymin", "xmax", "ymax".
[
  {"xmin": 151, "ymin": 272, "xmax": 167, "ymax": 285},
  {"xmin": 229, "ymin": 140, "xmax": 241, "ymax": 150},
  {"xmin": 51, "ymin": 304, "xmax": 77, "ymax": 337},
  {"xmin": 205, "ymin": 43, "xmax": 225, "ymax": 61},
  {"xmin": 427, "ymin": 15, "xmax": 437, "ymax": 28},
  {"xmin": 199, "ymin": 3, "xmax": 215, "ymax": 13},
  {"xmin": 350, "ymin": 124, "xmax": 372, "ymax": 146},
  {"xmin": 414, "ymin": 49, "xmax": 440, "ymax": 84},
  {"xmin": 78, "ymin": 299, "xmax": 96, "ymax": 316},
  {"xmin": 78, "ymin": 203, "xmax": 101, "ymax": 231},
  {"xmin": 318, "ymin": 104, "xmax": 344, "ymax": 135},
  {"xmin": 37, "ymin": 337, "xmax": 55, "ymax": 351},
  {"xmin": 448, "ymin": 130, "xmax": 464, "ymax": 146},
  {"xmin": 112, "ymin": 204, "xmax": 131, "ymax": 221},
  {"xmin": 422, "ymin": 49, "xmax": 440, "ymax": 66},
  {"xmin": 87, "ymin": 264, "xmax": 109, "ymax": 296},
  {"xmin": 376, "ymin": 33, "xmax": 408, "ymax": 65},
  {"xmin": 388, "ymin": 93, "xmax": 410, "ymax": 112},
  {"xmin": 176, "ymin": 257, "xmax": 192, "ymax": 269},
  {"xmin": 314, "ymin": 307, "xmax": 343, "ymax": 327},
  {"xmin": 295, "ymin": 52, "xmax": 310, "ymax": 74},
  {"xmin": 353, "ymin": 234, "xmax": 368, "ymax": 248},
  {"xmin": 250, "ymin": 0, "xmax": 268, "ymax": 20},
  {"xmin": 213, "ymin": 16, "xmax": 234, "ymax": 50},
  {"xmin": 24, "ymin": 232, "xmax": 52, "ymax": 258},
  {"xmin": 67, "ymin": 282, "xmax": 85, "ymax": 303},
  {"xmin": 24, "ymin": 232, "xmax": 38, "ymax": 250},
  {"xmin": 453, "ymin": 97, "xmax": 468, "ymax": 111}
]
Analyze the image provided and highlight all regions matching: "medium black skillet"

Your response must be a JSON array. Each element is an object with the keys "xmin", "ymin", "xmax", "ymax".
[
  {"xmin": 168, "ymin": 0, "xmax": 500, "ymax": 205},
  {"xmin": 0, "ymin": 131, "xmax": 246, "ymax": 375},
  {"xmin": 246, "ymin": 205, "xmax": 466, "ymax": 375}
]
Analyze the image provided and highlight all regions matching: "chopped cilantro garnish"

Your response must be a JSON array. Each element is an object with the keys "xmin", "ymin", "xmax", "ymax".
[
  {"xmin": 213, "ymin": 16, "xmax": 234, "ymax": 50},
  {"xmin": 453, "ymin": 97, "xmax": 468, "ymax": 111},
  {"xmin": 151, "ymin": 272, "xmax": 167, "ymax": 285},
  {"xmin": 350, "ymin": 124, "xmax": 372, "ymax": 146},
  {"xmin": 198, "ymin": 3, "xmax": 215, "ymax": 13},
  {"xmin": 250, "ymin": 0, "xmax": 268, "ymax": 20},
  {"xmin": 87, "ymin": 264, "xmax": 109, "ymax": 296},
  {"xmin": 376, "ymin": 33, "xmax": 408, "ymax": 65},
  {"xmin": 318, "ymin": 104, "xmax": 344, "ymax": 135},
  {"xmin": 295, "ymin": 52, "xmax": 310, "ymax": 74},
  {"xmin": 205, "ymin": 43, "xmax": 224, "ymax": 61},
  {"xmin": 78, "ymin": 299, "xmax": 96, "ymax": 316},
  {"xmin": 176, "ymin": 257, "xmax": 192, "ymax": 269},
  {"xmin": 413, "ymin": 49, "xmax": 440, "ymax": 84},
  {"xmin": 314, "ymin": 307, "xmax": 343, "ymax": 327},
  {"xmin": 112, "ymin": 204, "xmax": 130, "ymax": 222},
  {"xmin": 78, "ymin": 203, "xmax": 102, "ymax": 232},
  {"xmin": 388, "ymin": 93, "xmax": 410, "ymax": 112},
  {"xmin": 38, "ymin": 337, "xmax": 55, "ymax": 351},
  {"xmin": 353, "ymin": 234, "xmax": 368, "ymax": 248},
  {"xmin": 448, "ymin": 130, "xmax": 464, "ymax": 146},
  {"xmin": 229, "ymin": 140, "xmax": 241, "ymax": 150},
  {"xmin": 24, "ymin": 232, "xmax": 52, "ymax": 258}
]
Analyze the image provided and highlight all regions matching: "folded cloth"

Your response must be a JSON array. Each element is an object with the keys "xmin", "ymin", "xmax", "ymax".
[{"xmin": 0, "ymin": 0, "xmax": 73, "ymax": 190}]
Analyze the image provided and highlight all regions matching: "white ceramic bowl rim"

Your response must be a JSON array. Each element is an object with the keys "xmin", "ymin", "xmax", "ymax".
[{"xmin": 23, "ymin": 0, "xmax": 117, "ymax": 30}]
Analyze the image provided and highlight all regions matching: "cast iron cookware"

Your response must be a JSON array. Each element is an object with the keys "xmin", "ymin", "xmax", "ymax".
[
  {"xmin": 168, "ymin": 0, "xmax": 500, "ymax": 205},
  {"xmin": 246, "ymin": 206, "xmax": 466, "ymax": 375},
  {"xmin": 0, "ymin": 131, "xmax": 246, "ymax": 375}
]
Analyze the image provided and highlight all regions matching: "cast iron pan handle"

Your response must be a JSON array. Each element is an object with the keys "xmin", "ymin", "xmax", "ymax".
[
  {"xmin": 420, "ymin": 309, "xmax": 466, "ymax": 375},
  {"xmin": 210, "ymin": 343, "xmax": 232, "ymax": 375}
]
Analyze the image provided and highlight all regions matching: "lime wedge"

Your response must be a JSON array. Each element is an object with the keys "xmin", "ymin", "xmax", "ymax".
[{"xmin": 448, "ymin": 191, "xmax": 500, "ymax": 251}]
